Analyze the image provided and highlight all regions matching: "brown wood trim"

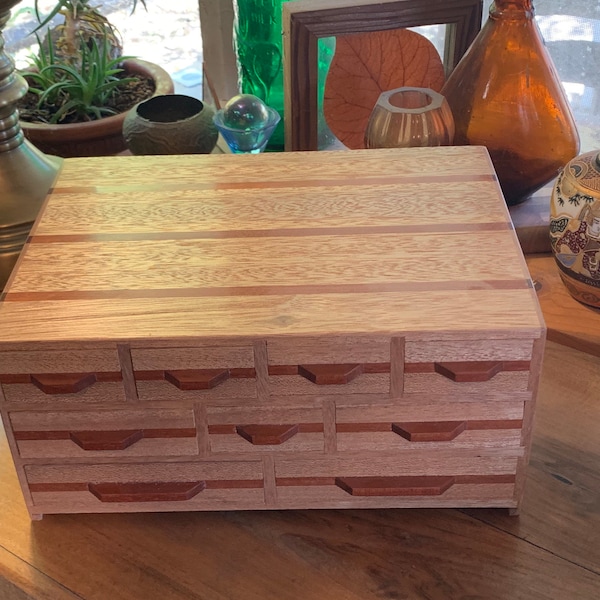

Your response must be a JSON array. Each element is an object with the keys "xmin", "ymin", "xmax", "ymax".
[
  {"xmin": 30, "ymin": 373, "xmax": 97, "ymax": 395},
  {"xmin": 268, "ymin": 365, "xmax": 299, "ymax": 375},
  {"xmin": 164, "ymin": 369, "xmax": 230, "ymax": 390},
  {"xmin": 434, "ymin": 361, "xmax": 504, "ymax": 382},
  {"xmin": 204, "ymin": 479, "xmax": 264, "ymax": 490},
  {"xmin": 28, "ymin": 220, "xmax": 511, "ymax": 245},
  {"xmin": 69, "ymin": 430, "xmax": 144, "ymax": 451},
  {"xmin": 335, "ymin": 476, "xmax": 455, "ymax": 497},
  {"xmin": 0, "ymin": 374, "xmax": 32, "ymax": 384},
  {"xmin": 276, "ymin": 477, "xmax": 336, "ymax": 487},
  {"xmin": 392, "ymin": 421, "xmax": 467, "ymax": 442},
  {"xmin": 94, "ymin": 372, "xmax": 124, "ymax": 382},
  {"xmin": 117, "ymin": 344, "xmax": 138, "ymax": 402},
  {"xmin": 235, "ymin": 424, "xmax": 299, "ymax": 445},
  {"xmin": 298, "ymin": 364, "xmax": 363, "ymax": 385},
  {"xmin": 454, "ymin": 474, "xmax": 516, "ymax": 484},
  {"xmin": 134, "ymin": 369, "xmax": 255, "ymax": 381},
  {"xmin": 29, "ymin": 482, "xmax": 89, "ymax": 492},
  {"xmin": 208, "ymin": 423, "xmax": 324, "ymax": 435},
  {"xmin": 336, "ymin": 420, "xmax": 523, "ymax": 434},
  {"xmin": 14, "ymin": 427, "xmax": 197, "ymax": 442},
  {"xmin": 88, "ymin": 481, "xmax": 206, "ymax": 502},
  {"xmin": 406, "ymin": 360, "xmax": 531, "ymax": 375},
  {"xmin": 3, "ymin": 279, "xmax": 532, "ymax": 302},
  {"xmin": 336, "ymin": 422, "xmax": 392, "ymax": 433}
]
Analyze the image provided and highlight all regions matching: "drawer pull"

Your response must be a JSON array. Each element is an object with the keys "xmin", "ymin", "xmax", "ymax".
[
  {"xmin": 236, "ymin": 424, "xmax": 299, "ymax": 445},
  {"xmin": 69, "ymin": 430, "xmax": 144, "ymax": 451},
  {"xmin": 88, "ymin": 481, "xmax": 206, "ymax": 502},
  {"xmin": 434, "ymin": 361, "xmax": 503, "ymax": 382},
  {"xmin": 335, "ymin": 476, "xmax": 455, "ymax": 496},
  {"xmin": 164, "ymin": 369, "xmax": 230, "ymax": 390},
  {"xmin": 30, "ymin": 373, "xmax": 97, "ymax": 394},
  {"xmin": 392, "ymin": 421, "xmax": 467, "ymax": 442},
  {"xmin": 298, "ymin": 363, "xmax": 362, "ymax": 384}
]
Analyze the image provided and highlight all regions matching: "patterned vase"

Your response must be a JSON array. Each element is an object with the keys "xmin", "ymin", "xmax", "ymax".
[{"xmin": 550, "ymin": 150, "xmax": 600, "ymax": 308}]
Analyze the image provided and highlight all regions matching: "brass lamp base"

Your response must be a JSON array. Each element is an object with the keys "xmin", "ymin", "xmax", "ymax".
[{"xmin": 0, "ymin": 0, "xmax": 62, "ymax": 290}]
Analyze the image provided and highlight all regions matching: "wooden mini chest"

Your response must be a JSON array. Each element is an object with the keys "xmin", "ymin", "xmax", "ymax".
[{"xmin": 0, "ymin": 147, "xmax": 545, "ymax": 519}]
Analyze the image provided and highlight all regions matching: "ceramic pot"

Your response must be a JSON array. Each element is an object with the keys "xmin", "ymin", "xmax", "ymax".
[
  {"xmin": 123, "ymin": 94, "xmax": 218, "ymax": 155},
  {"xmin": 550, "ymin": 150, "xmax": 600, "ymax": 308},
  {"xmin": 21, "ymin": 59, "xmax": 174, "ymax": 158}
]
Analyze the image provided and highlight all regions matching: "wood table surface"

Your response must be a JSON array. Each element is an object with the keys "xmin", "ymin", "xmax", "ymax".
[{"xmin": 0, "ymin": 339, "xmax": 598, "ymax": 599}]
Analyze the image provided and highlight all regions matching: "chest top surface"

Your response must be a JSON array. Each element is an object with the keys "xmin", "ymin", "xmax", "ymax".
[{"xmin": 0, "ymin": 147, "xmax": 544, "ymax": 346}]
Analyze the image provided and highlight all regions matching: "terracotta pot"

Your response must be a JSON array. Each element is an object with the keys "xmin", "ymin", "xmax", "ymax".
[
  {"xmin": 123, "ymin": 94, "xmax": 218, "ymax": 155},
  {"xmin": 20, "ymin": 59, "xmax": 174, "ymax": 158},
  {"xmin": 550, "ymin": 150, "xmax": 600, "ymax": 308}
]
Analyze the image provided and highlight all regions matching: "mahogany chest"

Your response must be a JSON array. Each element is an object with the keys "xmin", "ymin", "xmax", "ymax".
[{"xmin": 0, "ymin": 147, "xmax": 545, "ymax": 519}]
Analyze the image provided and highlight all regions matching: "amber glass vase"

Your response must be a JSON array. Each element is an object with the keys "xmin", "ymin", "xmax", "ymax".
[{"xmin": 441, "ymin": 0, "xmax": 580, "ymax": 205}]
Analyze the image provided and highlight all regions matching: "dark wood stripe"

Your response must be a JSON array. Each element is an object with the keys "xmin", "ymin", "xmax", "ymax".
[
  {"xmin": 134, "ymin": 368, "xmax": 255, "ymax": 381},
  {"xmin": 50, "ymin": 173, "xmax": 497, "ymax": 196},
  {"xmin": 405, "ymin": 361, "xmax": 530, "ymax": 374},
  {"xmin": 208, "ymin": 423, "xmax": 324, "ymax": 435},
  {"xmin": 0, "ymin": 372, "xmax": 122, "ymax": 384},
  {"xmin": 454, "ymin": 474, "xmax": 516, "ymax": 484},
  {"xmin": 3, "ymin": 279, "xmax": 532, "ymax": 302},
  {"xmin": 28, "ymin": 221, "xmax": 512, "ymax": 244},
  {"xmin": 336, "ymin": 420, "xmax": 523, "ymax": 434},
  {"xmin": 29, "ymin": 479, "xmax": 264, "ymax": 493},
  {"xmin": 14, "ymin": 428, "xmax": 197, "ymax": 441},
  {"xmin": 276, "ymin": 477, "xmax": 336, "ymax": 487}
]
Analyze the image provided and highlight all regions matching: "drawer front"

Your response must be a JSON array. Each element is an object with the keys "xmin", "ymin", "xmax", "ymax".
[
  {"xmin": 10, "ymin": 408, "xmax": 197, "ymax": 458},
  {"xmin": 131, "ymin": 345, "xmax": 258, "ymax": 402},
  {"xmin": 207, "ymin": 403, "xmax": 326, "ymax": 454},
  {"xmin": 271, "ymin": 451, "xmax": 519, "ymax": 508},
  {"xmin": 0, "ymin": 347, "xmax": 126, "ymax": 406},
  {"xmin": 335, "ymin": 400, "xmax": 525, "ymax": 452},
  {"xmin": 25, "ymin": 460, "xmax": 266, "ymax": 513}
]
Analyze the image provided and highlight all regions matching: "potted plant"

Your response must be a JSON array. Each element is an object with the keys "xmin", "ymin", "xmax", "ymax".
[{"xmin": 17, "ymin": 0, "xmax": 174, "ymax": 157}]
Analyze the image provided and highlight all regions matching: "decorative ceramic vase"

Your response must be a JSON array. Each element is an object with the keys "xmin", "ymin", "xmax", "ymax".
[
  {"xmin": 441, "ymin": 0, "xmax": 580, "ymax": 206},
  {"xmin": 364, "ymin": 87, "xmax": 454, "ymax": 149},
  {"xmin": 123, "ymin": 94, "xmax": 218, "ymax": 155},
  {"xmin": 550, "ymin": 150, "xmax": 600, "ymax": 308}
]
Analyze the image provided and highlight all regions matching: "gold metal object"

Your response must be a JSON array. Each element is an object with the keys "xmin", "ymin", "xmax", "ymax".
[{"xmin": 0, "ymin": 0, "xmax": 62, "ymax": 291}]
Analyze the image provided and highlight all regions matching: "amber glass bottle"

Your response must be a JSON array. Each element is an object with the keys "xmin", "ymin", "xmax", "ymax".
[{"xmin": 441, "ymin": 0, "xmax": 580, "ymax": 205}]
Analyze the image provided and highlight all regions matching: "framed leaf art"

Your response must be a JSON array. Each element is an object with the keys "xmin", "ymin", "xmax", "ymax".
[{"xmin": 282, "ymin": 0, "xmax": 483, "ymax": 151}]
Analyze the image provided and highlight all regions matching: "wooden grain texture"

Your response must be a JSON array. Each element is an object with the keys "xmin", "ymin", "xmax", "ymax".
[
  {"xmin": 527, "ymin": 254, "xmax": 600, "ymax": 357},
  {"xmin": 1, "ymin": 340, "xmax": 599, "ymax": 599},
  {"xmin": 0, "ymin": 148, "xmax": 542, "ymax": 344}
]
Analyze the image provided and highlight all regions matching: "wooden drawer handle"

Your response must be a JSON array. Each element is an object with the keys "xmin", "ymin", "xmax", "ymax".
[
  {"xmin": 236, "ymin": 424, "xmax": 299, "ymax": 445},
  {"xmin": 335, "ymin": 476, "xmax": 455, "ymax": 496},
  {"xmin": 434, "ymin": 361, "xmax": 503, "ymax": 382},
  {"xmin": 164, "ymin": 369, "xmax": 230, "ymax": 390},
  {"xmin": 69, "ymin": 430, "xmax": 144, "ymax": 451},
  {"xmin": 392, "ymin": 421, "xmax": 467, "ymax": 442},
  {"xmin": 88, "ymin": 481, "xmax": 206, "ymax": 503},
  {"xmin": 30, "ymin": 373, "xmax": 97, "ymax": 394},
  {"xmin": 298, "ymin": 363, "xmax": 362, "ymax": 384}
]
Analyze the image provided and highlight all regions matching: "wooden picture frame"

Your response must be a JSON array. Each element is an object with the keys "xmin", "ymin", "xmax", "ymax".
[{"xmin": 283, "ymin": 0, "xmax": 483, "ymax": 151}]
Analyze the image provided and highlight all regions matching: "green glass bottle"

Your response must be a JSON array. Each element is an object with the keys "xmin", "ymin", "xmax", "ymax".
[{"xmin": 233, "ymin": 0, "xmax": 333, "ymax": 151}]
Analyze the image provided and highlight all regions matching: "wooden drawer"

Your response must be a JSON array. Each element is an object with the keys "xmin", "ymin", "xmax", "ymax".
[
  {"xmin": 0, "ymin": 347, "xmax": 126, "ymax": 405},
  {"xmin": 9, "ymin": 407, "xmax": 197, "ymax": 458},
  {"xmin": 271, "ymin": 451, "xmax": 520, "ymax": 508},
  {"xmin": 131, "ymin": 345, "xmax": 258, "ymax": 402},
  {"xmin": 24, "ymin": 460, "xmax": 266, "ymax": 514},
  {"xmin": 207, "ymin": 402, "xmax": 326, "ymax": 454}
]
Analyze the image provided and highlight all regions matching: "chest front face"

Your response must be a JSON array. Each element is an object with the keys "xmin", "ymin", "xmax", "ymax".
[{"xmin": 0, "ymin": 147, "xmax": 546, "ymax": 518}]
